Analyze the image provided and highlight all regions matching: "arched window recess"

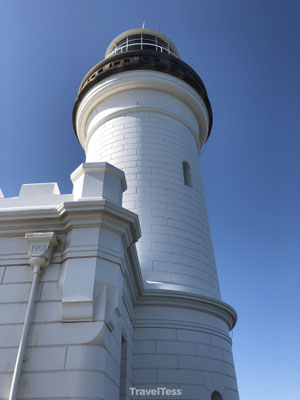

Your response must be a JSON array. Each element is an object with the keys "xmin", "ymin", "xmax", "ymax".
[
  {"xmin": 182, "ymin": 161, "xmax": 192, "ymax": 187},
  {"xmin": 211, "ymin": 391, "xmax": 223, "ymax": 400}
]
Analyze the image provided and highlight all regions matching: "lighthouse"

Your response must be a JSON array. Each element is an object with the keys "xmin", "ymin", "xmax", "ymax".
[
  {"xmin": 72, "ymin": 28, "xmax": 239, "ymax": 399},
  {"xmin": 0, "ymin": 29, "xmax": 239, "ymax": 400},
  {"xmin": 74, "ymin": 29, "xmax": 219, "ymax": 298}
]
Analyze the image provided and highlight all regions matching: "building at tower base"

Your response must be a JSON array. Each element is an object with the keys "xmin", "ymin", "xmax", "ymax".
[{"xmin": 0, "ymin": 29, "xmax": 239, "ymax": 400}]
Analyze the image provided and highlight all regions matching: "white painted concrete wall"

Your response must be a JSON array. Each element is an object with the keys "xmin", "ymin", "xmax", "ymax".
[
  {"xmin": 80, "ymin": 72, "xmax": 221, "ymax": 299},
  {"xmin": 0, "ymin": 164, "xmax": 239, "ymax": 400},
  {"xmin": 0, "ymin": 261, "xmax": 129, "ymax": 399},
  {"xmin": 0, "ymin": 164, "xmax": 138, "ymax": 400},
  {"xmin": 133, "ymin": 304, "xmax": 239, "ymax": 400}
]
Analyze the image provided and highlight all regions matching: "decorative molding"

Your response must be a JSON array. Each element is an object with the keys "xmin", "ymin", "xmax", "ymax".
[
  {"xmin": 75, "ymin": 70, "xmax": 210, "ymax": 151},
  {"xmin": 71, "ymin": 162, "xmax": 127, "ymax": 204},
  {"xmin": 84, "ymin": 106, "xmax": 200, "ymax": 153},
  {"xmin": 25, "ymin": 232, "xmax": 57, "ymax": 268},
  {"xmin": 0, "ymin": 199, "xmax": 141, "ymax": 241},
  {"xmin": 0, "ymin": 200, "xmax": 236, "ymax": 330},
  {"xmin": 71, "ymin": 162, "xmax": 126, "ymax": 189},
  {"xmin": 73, "ymin": 51, "xmax": 212, "ymax": 143},
  {"xmin": 135, "ymin": 290, "xmax": 237, "ymax": 330}
]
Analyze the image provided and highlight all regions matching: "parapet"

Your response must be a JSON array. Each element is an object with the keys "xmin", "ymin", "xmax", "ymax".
[{"xmin": 0, "ymin": 162, "xmax": 127, "ymax": 209}]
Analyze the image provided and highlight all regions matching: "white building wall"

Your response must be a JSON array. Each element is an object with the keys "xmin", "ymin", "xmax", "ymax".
[
  {"xmin": 0, "ymin": 164, "xmax": 238, "ymax": 400},
  {"xmin": 133, "ymin": 304, "xmax": 239, "ymax": 400},
  {"xmin": 0, "ymin": 239, "xmax": 135, "ymax": 400},
  {"xmin": 84, "ymin": 78, "xmax": 221, "ymax": 299},
  {"xmin": 0, "ymin": 166, "xmax": 139, "ymax": 400}
]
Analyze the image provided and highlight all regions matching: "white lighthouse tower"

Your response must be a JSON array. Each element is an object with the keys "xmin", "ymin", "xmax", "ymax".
[
  {"xmin": 72, "ymin": 28, "xmax": 239, "ymax": 399},
  {"xmin": 0, "ymin": 29, "xmax": 239, "ymax": 400},
  {"xmin": 75, "ymin": 29, "xmax": 219, "ymax": 298}
]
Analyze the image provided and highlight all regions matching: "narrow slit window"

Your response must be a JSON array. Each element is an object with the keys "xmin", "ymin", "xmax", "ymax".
[
  {"xmin": 183, "ymin": 161, "xmax": 192, "ymax": 187},
  {"xmin": 211, "ymin": 391, "xmax": 223, "ymax": 400}
]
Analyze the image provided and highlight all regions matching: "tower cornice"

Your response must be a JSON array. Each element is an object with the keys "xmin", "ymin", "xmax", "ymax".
[
  {"xmin": 74, "ymin": 70, "xmax": 211, "ymax": 151},
  {"xmin": 72, "ymin": 51, "xmax": 213, "ymax": 142},
  {"xmin": 135, "ymin": 291, "xmax": 237, "ymax": 331}
]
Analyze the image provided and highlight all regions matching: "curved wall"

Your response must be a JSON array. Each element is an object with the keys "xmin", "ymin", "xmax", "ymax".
[
  {"xmin": 79, "ymin": 72, "xmax": 221, "ymax": 299},
  {"xmin": 133, "ymin": 302, "xmax": 239, "ymax": 400}
]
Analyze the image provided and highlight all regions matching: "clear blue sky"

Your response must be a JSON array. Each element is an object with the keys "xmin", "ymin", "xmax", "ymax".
[{"xmin": 1, "ymin": 1, "xmax": 299, "ymax": 399}]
